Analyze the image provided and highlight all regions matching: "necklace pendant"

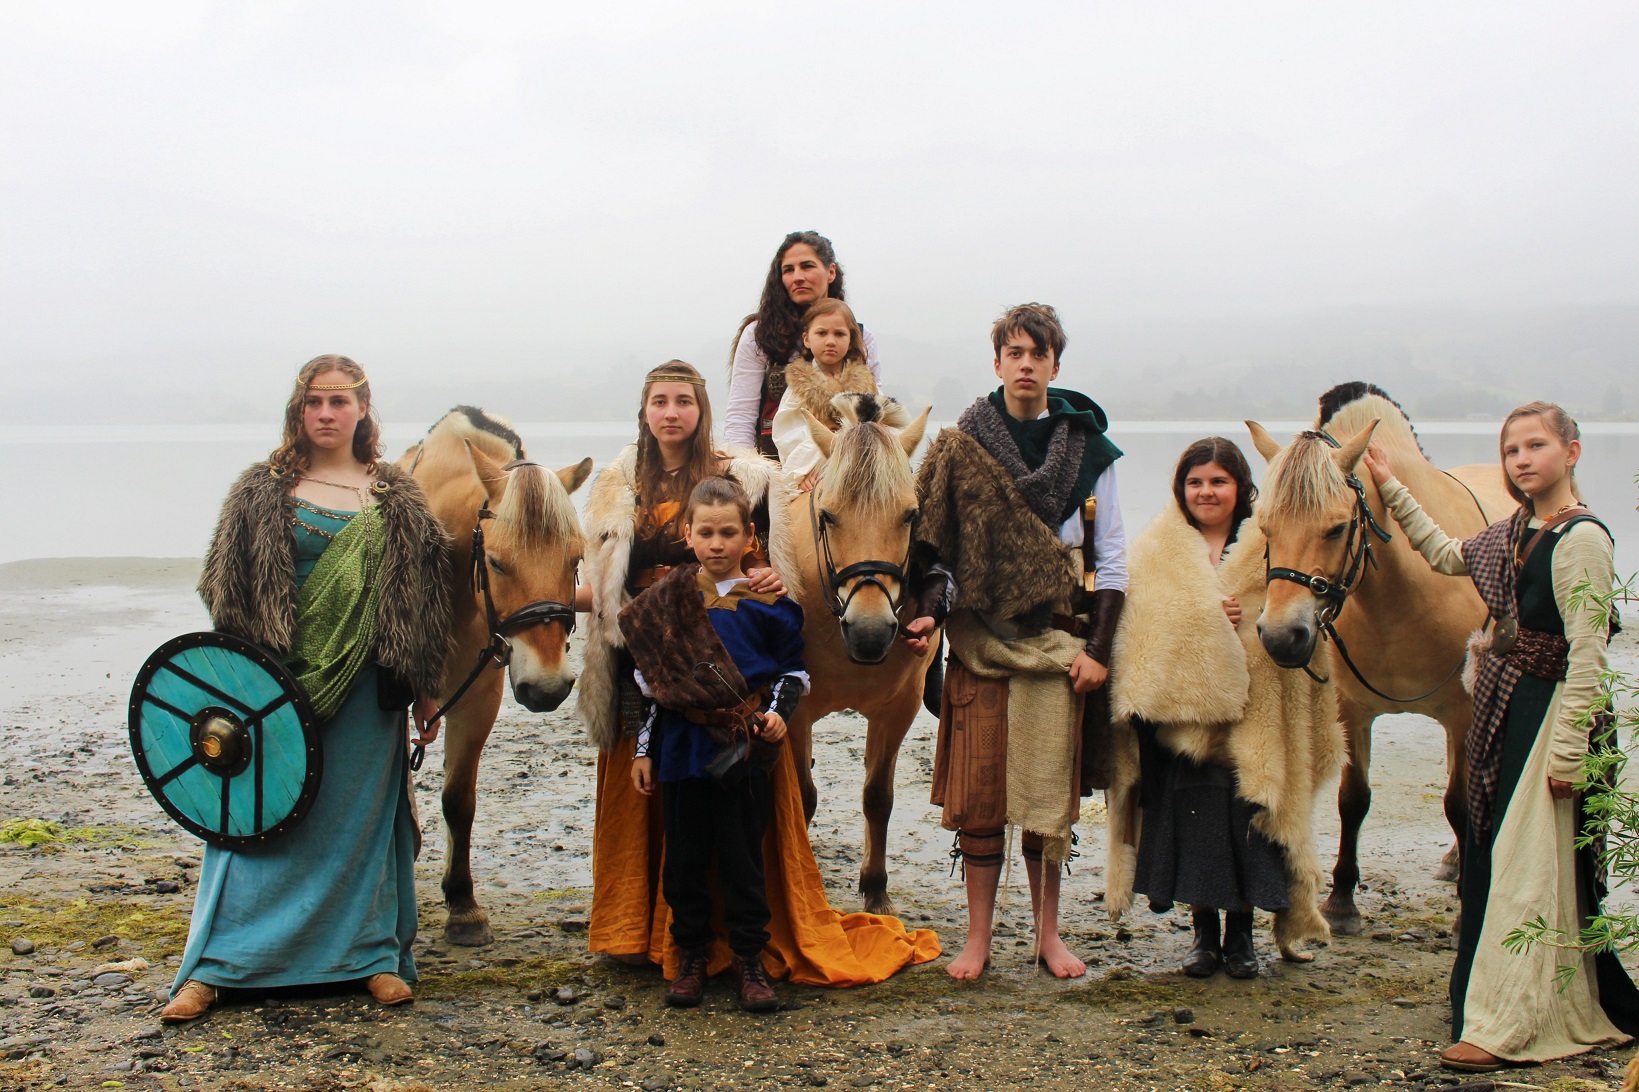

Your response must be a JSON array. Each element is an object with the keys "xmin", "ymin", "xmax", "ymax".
[{"xmin": 1492, "ymin": 615, "xmax": 1518, "ymax": 654}]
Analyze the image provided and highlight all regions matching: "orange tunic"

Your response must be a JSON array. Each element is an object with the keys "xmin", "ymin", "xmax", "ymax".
[{"xmin": 590, "ymin": 735, "xmax": 939, "ymax": 984}]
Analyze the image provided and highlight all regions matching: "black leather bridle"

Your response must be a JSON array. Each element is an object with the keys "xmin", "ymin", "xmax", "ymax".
[
  {"xmin": 1263, "ymin": 431, "xmax": 1470, "ymax": 703},
  {"xmin": 411, "ymin": 459, "xmax": 576, "ymax": 770},
  {"xmin": 808, "ymin": 487, "xmax": 917, "ymax": 662}
]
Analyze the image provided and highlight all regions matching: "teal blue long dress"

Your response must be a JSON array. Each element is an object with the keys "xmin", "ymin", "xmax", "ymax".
[{"xmin": 172, "ymin": 502, "xmax": 420, "ymax": 991}]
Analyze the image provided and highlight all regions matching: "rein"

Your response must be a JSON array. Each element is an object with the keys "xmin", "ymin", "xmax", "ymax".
[
  {"xmin": 1263, "ymin": 431, "xmax": 1464, "ymax": 704},
  {"xmin": 412, "ymin": 459, "xmax": 577, "ymax": 771},
  {"xmin": 808, "ymin": 487, "xmax": 918, "ymax": 659}
]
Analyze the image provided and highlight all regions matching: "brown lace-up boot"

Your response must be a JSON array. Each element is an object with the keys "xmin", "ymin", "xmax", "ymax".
[
  {"xmin": 731, "ymin": 953, "xmax": 778, "ymax": 1013},
  {"xmin": 666, "ymin": 949, "xmax": 709, "ymax": 1008}
]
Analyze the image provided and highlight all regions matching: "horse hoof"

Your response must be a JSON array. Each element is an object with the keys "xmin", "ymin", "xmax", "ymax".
[
  {"xmin": 1321, "ymin": 908, "xmax": 1364, "ymax": 936},
  {"xmin": 1433, "ymin": 861, "xmax": 1460, "ymax": 883},
  {"xmin": 862, "ymin": 892, "xmax": 896, "ymax": 917},
  {"xmin": 444, "ymin": 917, "xmax": 494, "ymax": 947}
]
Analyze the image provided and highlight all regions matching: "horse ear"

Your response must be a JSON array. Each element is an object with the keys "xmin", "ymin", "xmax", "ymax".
[
  {"xmin": 803, "ymin": 411, "xmax": 836, "ymax": 459},
  {"xmin": 1333, "ymin": 418, "xmax": 1381, "ymax": 472},
  {"xmin": 557, "ymin": 457, "xmax": 593, "ymax": 495},
  {"xmin": 1245, "ymin": 420, "xmax": 1281, "ymax": 463},
  {"xmin": 464, "ymin": 439, "xmax": 508, "ymax": 503},
  {"xmin": 899, "ymin": 406, "xmax": 932, "ymax": 456}
]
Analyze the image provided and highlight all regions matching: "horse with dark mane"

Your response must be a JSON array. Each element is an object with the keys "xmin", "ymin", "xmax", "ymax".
[
  {"xmin": 400, "ymin": 407, "xmax": 591, "ymax": 945},
  {"xmin": 1250, "ymin": 383, "xmax": 1512, "ymax": 932}
]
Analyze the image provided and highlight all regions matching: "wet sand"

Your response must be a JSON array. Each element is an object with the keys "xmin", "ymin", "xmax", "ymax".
[{"xmin": 1, "ymin": 558, "xmax": 1636, "ymax": 1090}]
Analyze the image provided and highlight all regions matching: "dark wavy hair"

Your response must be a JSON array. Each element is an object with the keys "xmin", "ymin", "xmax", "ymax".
[
  {"xmin": 1172, "ymin": 436, "xmax": 1258, "ymax": 538},
  {"xmin": 269, "ymin": 354, "xmax": 382, "ymax": 476},
  {"xmin": 734, "ymin": 231, "xmax": 847, "ymax": 369},
  {"xmin": 635, "ymin": 360, "xmax": 719, "ymax": 534}
]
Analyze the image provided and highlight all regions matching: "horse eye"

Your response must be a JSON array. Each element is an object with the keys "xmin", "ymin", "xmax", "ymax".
[
  {"xmin": 1323, "ymin": 523, "xmax": 1347, "ymax": 540},
  {"xmin": 487, "ymin": 557, "xmax": 507, "ymax": 574},
  {"xmin": 819, "ymin": 510, "xmax": 836, "ymax": 528},
  {"xmin": 903, "ymin": 509, "xmax": 918, "ymax": 525}
]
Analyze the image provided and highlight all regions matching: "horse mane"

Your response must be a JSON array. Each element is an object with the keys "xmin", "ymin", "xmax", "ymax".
[
  {"xmin": 814, "ymin": 394, "xmax": 915, "ymax": 515},
  {"xmin": 420, "ymin": 407, "xmax": 582, "ymax": 551},
  {"xmin": 1315, "ymin": 382, "xmax": 1425, "ymax": 455}
]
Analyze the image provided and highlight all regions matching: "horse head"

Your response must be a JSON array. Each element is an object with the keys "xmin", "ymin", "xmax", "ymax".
[
  {"xmin": 1247, "ymin": 417, "xmax": 1380, "ymax": 670},
  {"xmin": 464, "ymin": 442, "xmax": 592, "ymax": 712},
  {"xmin": 800, "ymin": 393, "xmax": 931, "ymax": 665}
]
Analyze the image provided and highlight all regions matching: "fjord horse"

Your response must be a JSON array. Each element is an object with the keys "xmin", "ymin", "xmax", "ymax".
[
  {"xmin": 1250, "ymin": 383, "xmax": 1511, "ymax": 933},
  {"xmin": 767, "ymin": 393, "xmax": 934, "ymax": 915},
  {"xmin": 400, "ymin": 407, "xmax": 592, "ymax": 945}
]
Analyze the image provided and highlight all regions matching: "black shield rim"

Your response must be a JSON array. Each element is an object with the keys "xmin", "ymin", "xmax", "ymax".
[{"xmin": 128, "ymin": 631, "xmax": 322, "ymax": 850}]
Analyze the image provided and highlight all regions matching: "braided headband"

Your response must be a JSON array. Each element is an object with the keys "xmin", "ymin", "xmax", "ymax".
[
  {"xmin": 307, "ymin": 374, "xmax": 368, "ymax": 391},
  {"xmin": 645, "ymin": 372, "xmax": 705, "ymax": 386}
]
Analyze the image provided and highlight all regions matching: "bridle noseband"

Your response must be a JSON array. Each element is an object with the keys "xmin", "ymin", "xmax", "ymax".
[
  {"xmin": 413, "ymin": 459, "xmax": 577, "ymax": 769},
  {"xmin": 809, "ymin": 487, "xmax": 918, "ymax": 661},
  {"xmin": 1263, "ymin": 430, "xmax": 1464, "ymax": 704}
]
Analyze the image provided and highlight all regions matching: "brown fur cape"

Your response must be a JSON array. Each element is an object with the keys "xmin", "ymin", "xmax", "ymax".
[
  {"xmin": 198, "ymin": 461, "xmax": 454, "ymax": 697},
  {"xmin": 617, "ymin": 564, "xmax": 749, "ymax": 715},
  {"xmin": 783, "ymin": 359, "xmax": 878, "ymax": 426},
  {"xmin": 1104, "ymin": 503, "xmax": 1343, "ymax": 958},
  {"xmin": 913, "ymin": 428, "xmax": 1077, "ymax": 621},
  {"xmin": 576, "ymin": 444, "xmax": 776, "ymax": 751}
]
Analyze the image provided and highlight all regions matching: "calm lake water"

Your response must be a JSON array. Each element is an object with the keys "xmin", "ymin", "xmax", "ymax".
[{"xmin": 3, "ymin": 420, "xmax": 1636, "ymax": 576}]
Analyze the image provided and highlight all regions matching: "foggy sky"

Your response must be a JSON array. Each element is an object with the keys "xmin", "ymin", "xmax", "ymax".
[{"xmin": 5, "ymin": 1, "xmax": 1638, "ymax": 422}]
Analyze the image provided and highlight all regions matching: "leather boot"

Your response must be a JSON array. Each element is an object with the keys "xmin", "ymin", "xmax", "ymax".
[
  {"xmin": 731, "ymin": 954, "xmax": 779, "ymax": 1013},
  {"xmin": 1181, "ymin": 908, "xmax": 1221, "ymax": 978},
  {"xmin": 159, "ymin": 980, "xmax": 217, "ymax": 1023},
  {"xmin": 1222, "ymin": 911, "xmax": 1259, "ymax": 979},
  {"xmin": 365, "ymin": 973, "xmax": 413, "ymax": 1005},
  {"xmin": 666, "ymin": 949, "xmax": 709, "ymax": 1008}
]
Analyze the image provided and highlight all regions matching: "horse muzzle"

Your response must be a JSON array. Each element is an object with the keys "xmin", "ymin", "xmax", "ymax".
[
  {"xmin": 1258, "ymin": 618, "xmax": 1319, "ymax": 670},
  {"xmin": 841, "ymin": 617, "xmax": 898, "ymax": 665},
  {"xmin": 512, "ymin": 674, "xmax": 574, "ymax": 713}
]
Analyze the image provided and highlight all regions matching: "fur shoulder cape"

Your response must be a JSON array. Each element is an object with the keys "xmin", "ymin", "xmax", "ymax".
[
  {"xmin": 1104, "ymin": 510, "xmax": 1344, "ymax": 959},
  {"xmin": 576, "ymin": 444, "xmax": 776, "ymax": 750},
  {"xmin": 913, "ymin": 427, "xmax": 1076, "ymax": 621},
  {"xmin": 198, "ymin": 461, "xmax": 453, "ymax": 697},
  {"xmin": 783, "ymin": 359, "xmax": 878, "ymax": 425}
]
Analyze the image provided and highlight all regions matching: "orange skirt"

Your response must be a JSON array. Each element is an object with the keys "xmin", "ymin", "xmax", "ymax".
[{"xmin": 590, "ymin": 736, "xmax": 941, "ymax": 984}]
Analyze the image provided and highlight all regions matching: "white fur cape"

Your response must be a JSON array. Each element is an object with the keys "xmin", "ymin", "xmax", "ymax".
[
  {"xmin": 575, "ymin": 443, "xmax": 776, "ymax": 751},
  {"xmin": 1105, "ymin": 503, "xmax": 1344, "ymax": 959}
]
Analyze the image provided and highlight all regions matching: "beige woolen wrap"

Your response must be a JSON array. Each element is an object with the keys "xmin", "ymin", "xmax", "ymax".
[
  {"xmin": 1105, "ymin": 503, "xmax": 1344, "ymax": 959},
  {"xmin": 945, "ymin": 610, "xmax": 1085, "ymax": 864}
]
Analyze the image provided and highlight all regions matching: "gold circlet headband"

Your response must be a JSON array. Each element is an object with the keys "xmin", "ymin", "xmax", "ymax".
[
  {"xmin": 307, "ymin": 375, "xmax": 368, "ymax": 391},
  {"xmin": 645, "ymin": 373, "xmax": 705, "ymax": 386}
]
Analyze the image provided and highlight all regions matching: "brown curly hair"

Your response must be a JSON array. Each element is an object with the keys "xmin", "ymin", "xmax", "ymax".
[
  {"xmin": 734, "ymin": 231, "xmax": 848, "ymax": 369},
  {"xmin": 268, "ymin": 355, "xmax": 382, "ymax": 476}
]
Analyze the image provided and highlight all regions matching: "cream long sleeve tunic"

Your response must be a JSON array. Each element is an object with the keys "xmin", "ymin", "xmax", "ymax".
[{"xmin": 1380, "ymin": 476, "xmax": 1613, "ymax": 782}]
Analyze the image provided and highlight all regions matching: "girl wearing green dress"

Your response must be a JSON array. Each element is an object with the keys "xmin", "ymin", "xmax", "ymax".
[{"xmin": 161, "ymin": 356, "xmax": 451, "ymax": 1022}]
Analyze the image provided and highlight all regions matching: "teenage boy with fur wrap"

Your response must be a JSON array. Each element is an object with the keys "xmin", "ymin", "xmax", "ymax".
[{"xmin": 905, "ymin": 302, "xmax": 1128, "ymax": 979}]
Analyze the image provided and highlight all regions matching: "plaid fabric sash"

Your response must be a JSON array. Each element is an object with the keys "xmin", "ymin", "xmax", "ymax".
[{"xmin": 1459, "ymin": 509, "xmax": 1530, "ymax": 842}]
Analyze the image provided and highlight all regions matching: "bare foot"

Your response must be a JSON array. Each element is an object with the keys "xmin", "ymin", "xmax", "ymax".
[
  {"xmin": 1439, "ymin": 1041, "xmax": 1504, "ymax": 1072},
  {"xmin": 1037, "ymin": 932, "xmax": 1086, "ymax": 978},
  {"xmin": 946, "ymin": 934, "xmax": 992, "ymax": 980}
]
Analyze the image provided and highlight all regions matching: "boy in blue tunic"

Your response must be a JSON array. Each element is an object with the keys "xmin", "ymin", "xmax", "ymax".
[{"xmin": 618, "ymin": 476, "xmax": 807, "ymax": 1013}]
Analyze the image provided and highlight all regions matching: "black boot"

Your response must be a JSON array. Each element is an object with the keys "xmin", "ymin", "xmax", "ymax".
[
  {"xmin": 1181, "ymin": 908, "xmax": 1221, "ymax": 978},
  {"xmin": 1222, "ymin": 911, "xmax": 1258, "ymax": 979}
]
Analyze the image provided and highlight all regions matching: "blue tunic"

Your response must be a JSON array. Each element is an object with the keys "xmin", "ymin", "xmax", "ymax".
[
  {"xmin": 173, "ymin": 503, "xmax": 420, "ymax": 991},
  {"xmin": 645, "ymin": 578, "xmax": 806, "ymax": 783}
]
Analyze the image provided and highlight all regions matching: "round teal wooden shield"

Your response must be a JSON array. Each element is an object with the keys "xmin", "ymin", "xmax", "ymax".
[{"xmin": 128, "ymin": 632, "xmax": 321, "ymax": 849}]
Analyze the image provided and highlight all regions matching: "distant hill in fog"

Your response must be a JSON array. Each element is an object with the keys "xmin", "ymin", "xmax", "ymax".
[{"xmin": 14, "ymin": 303, "xmax": 1639, "ymax": 427}]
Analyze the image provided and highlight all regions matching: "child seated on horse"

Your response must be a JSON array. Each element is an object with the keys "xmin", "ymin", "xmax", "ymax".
[
  {"xmin": 618, "ymin": 476, "xmax": 808, "ymax": 1012},
  {"xmin": 771, "ymin": 298, "xmax": 880, "ymax": 491}
]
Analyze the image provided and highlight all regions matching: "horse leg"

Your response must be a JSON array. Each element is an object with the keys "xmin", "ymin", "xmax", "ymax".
[
  {"xmin": 1320, "ymin": 700, "xmax": 1374, "ymax": 935},
  {"xmin": 1434, "ymin": 709, "xmax": 1468, "ymax": 883},
  {"xmin": 440, "ymin": 683, "xmax": 503, "ymax": 947},
  {"xmin": 859, "ymin": 688, "xmax": 919, "ymax": 916},
  {"xmin": 789, "ymin": 704, "xmax": 819, "ymax": 825}
]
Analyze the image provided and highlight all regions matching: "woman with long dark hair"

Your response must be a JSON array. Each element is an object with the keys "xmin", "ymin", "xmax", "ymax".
[{"xmin": 724, "ymin": 231, "xmax": 883, "ymax": 457}]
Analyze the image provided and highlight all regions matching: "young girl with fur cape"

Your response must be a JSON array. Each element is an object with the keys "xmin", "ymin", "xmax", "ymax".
[
  {"xmin": 576, "ymin": 362, "xmax": 937, "ymax": 987},
  {"xmin": 1105, "ymin": 438, "xmax": 1343, "ymax": 977}
]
